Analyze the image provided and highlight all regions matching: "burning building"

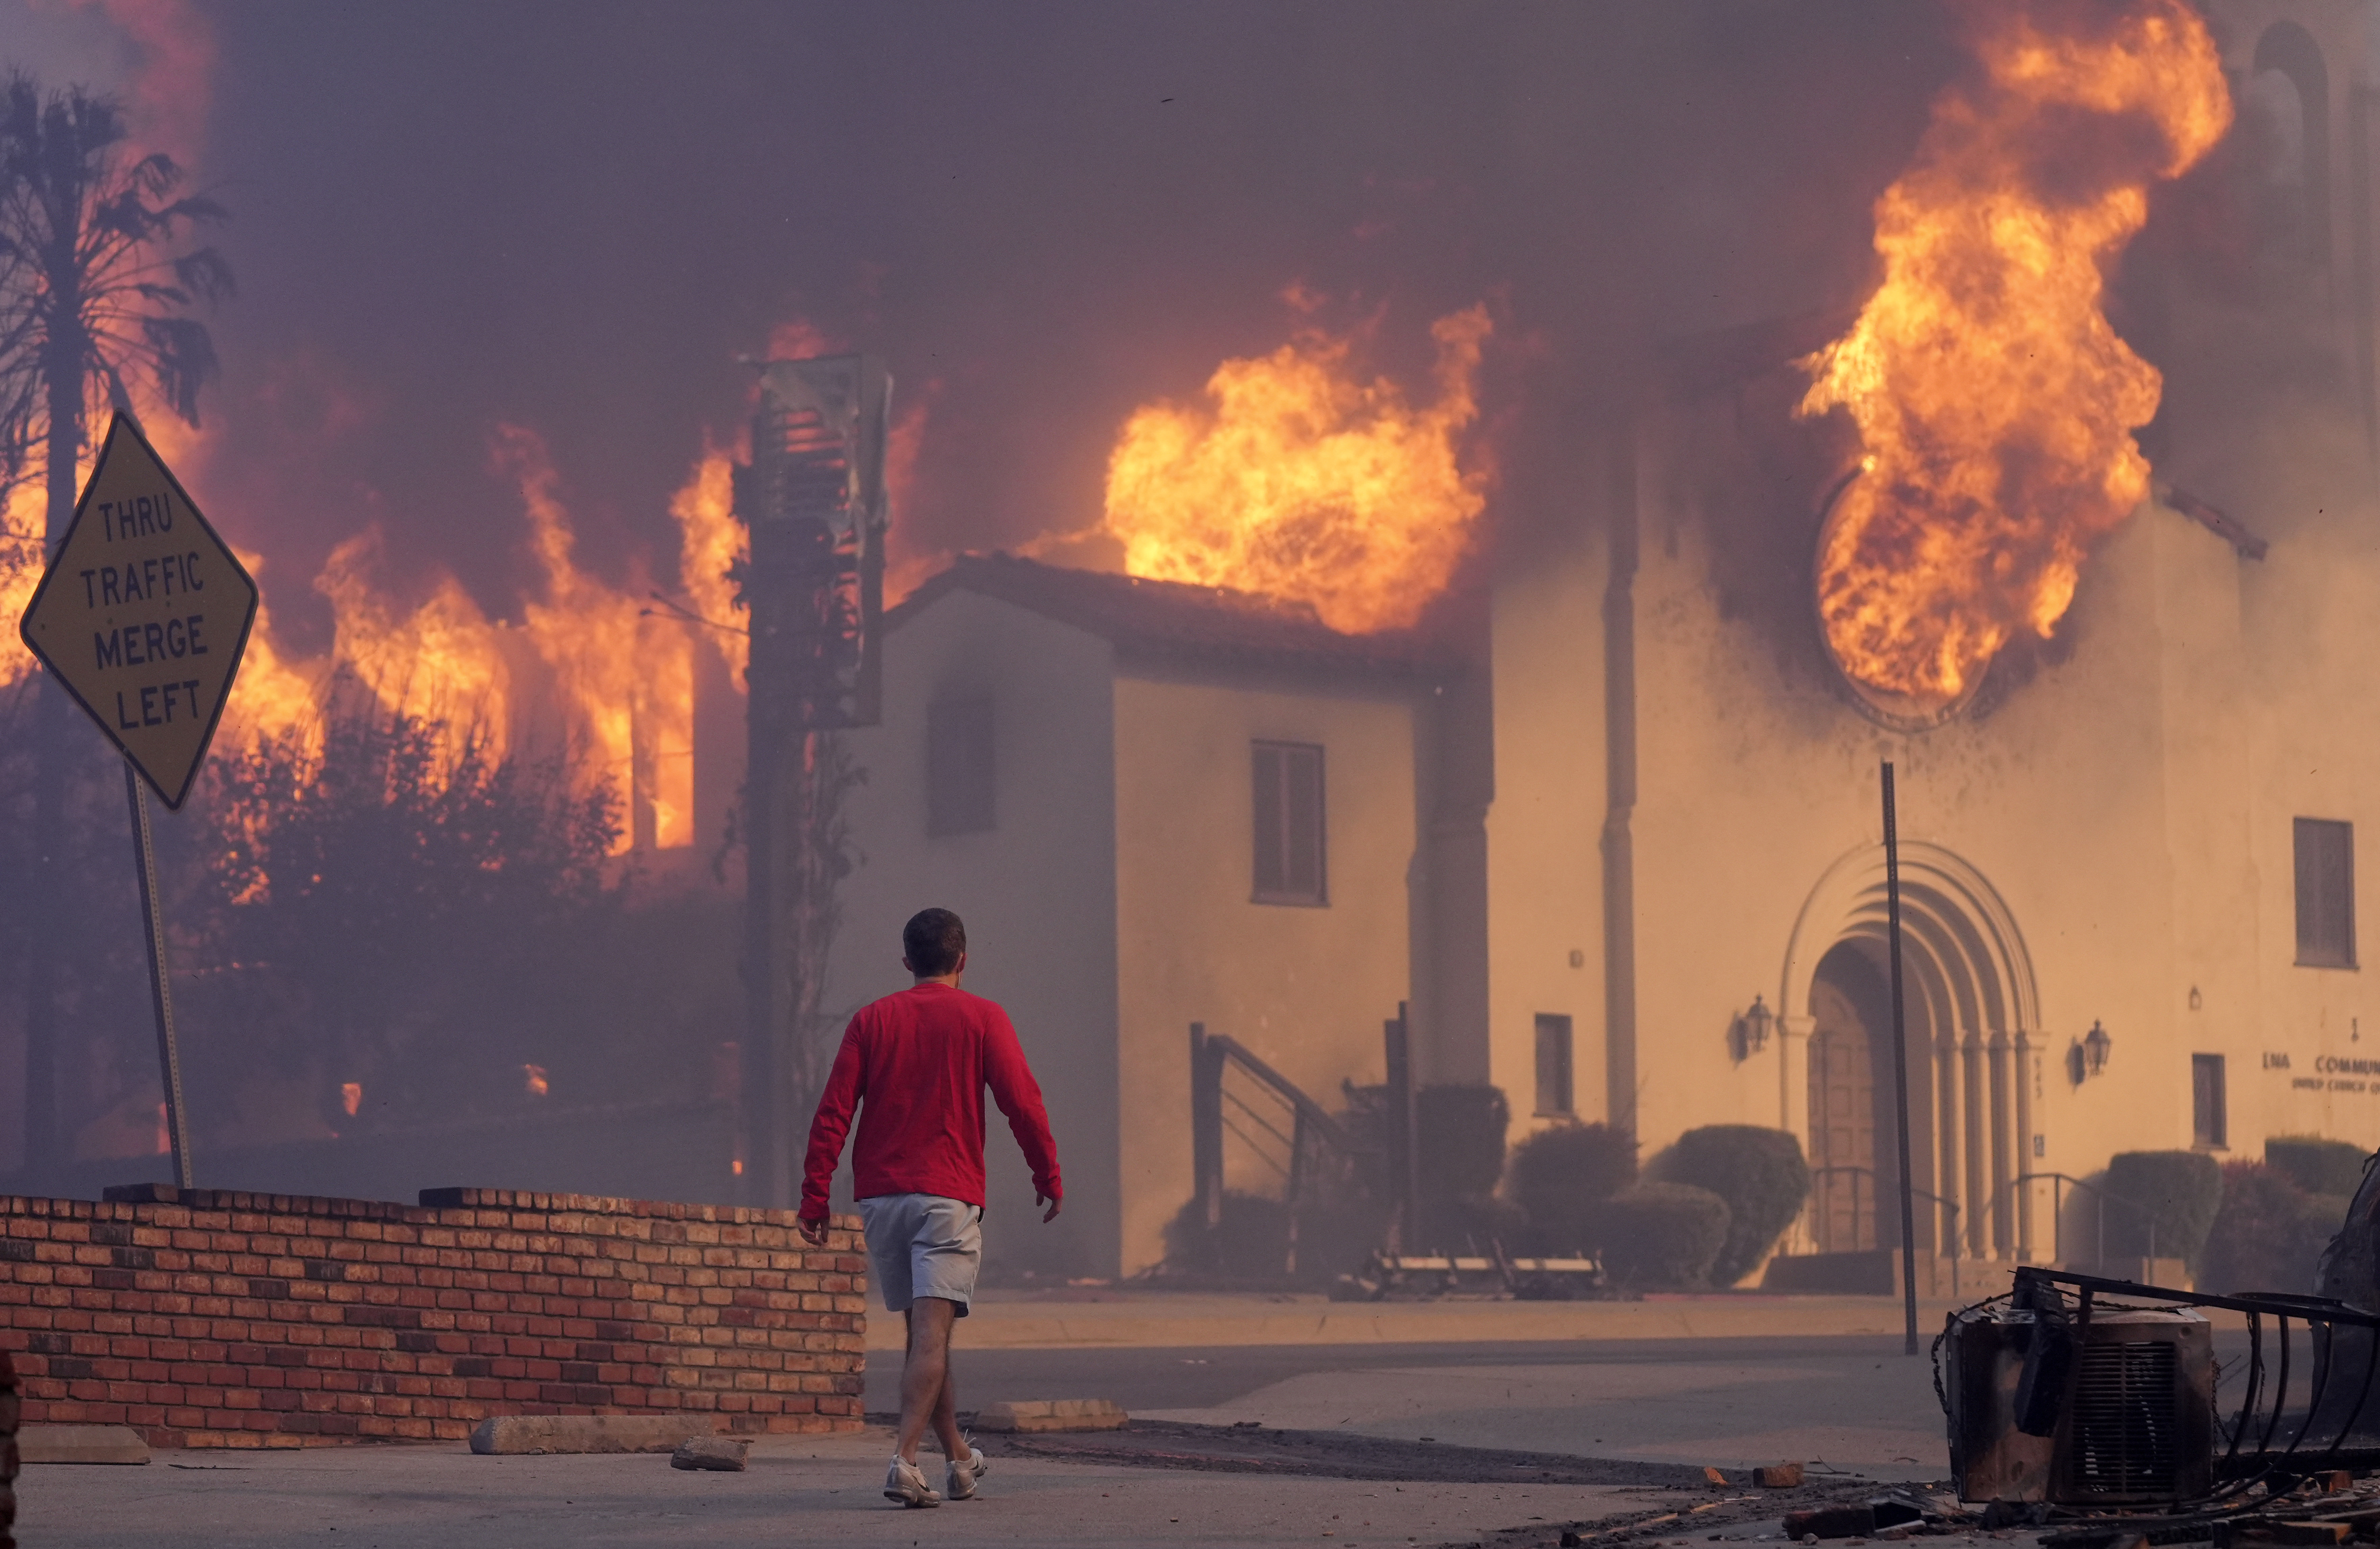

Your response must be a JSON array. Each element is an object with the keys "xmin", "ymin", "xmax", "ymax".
[
  {"xmin": 820, "ymin": 0, "xmax": 2380, "ymax": 1283},
  {"xmin": 6, "ymin": 0, "xmax": 2370, "ymax": 1292}
]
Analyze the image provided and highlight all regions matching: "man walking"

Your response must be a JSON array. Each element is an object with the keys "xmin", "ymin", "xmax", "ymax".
[{"xmin": 797, "ymin": 907, "xmax": 1063, "ymax": 1507}]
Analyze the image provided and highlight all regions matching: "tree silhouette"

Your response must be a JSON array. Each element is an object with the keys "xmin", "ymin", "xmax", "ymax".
[
  {"xmin": 198, "ymin": 683, "xmax": 622, "ymax": 1132},
  {"xmin": 0, "ymin": 74, "xmax": 231, "ymax": 1168}
]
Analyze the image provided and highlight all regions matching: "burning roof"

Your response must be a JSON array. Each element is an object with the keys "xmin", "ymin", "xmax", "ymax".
[{"xmin": 889, "ymin": 552, "xmax": 1440, "ymax": 681}]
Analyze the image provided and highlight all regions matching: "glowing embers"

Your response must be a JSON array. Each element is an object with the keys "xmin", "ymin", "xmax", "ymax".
[{"xmin": 1796, "ymin": 0, "xmax": 2229, "ymax": 722}]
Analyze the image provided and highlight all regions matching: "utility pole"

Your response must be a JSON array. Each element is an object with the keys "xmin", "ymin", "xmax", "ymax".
[{"xmin": 735, "ymin": 355, "xmax": 891, "ymax": 1210}]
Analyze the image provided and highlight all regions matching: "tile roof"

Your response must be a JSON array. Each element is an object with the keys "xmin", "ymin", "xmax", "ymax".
[{"xmin": 886, "ymin": 552, "xmax": 1436, "ymax": 680}]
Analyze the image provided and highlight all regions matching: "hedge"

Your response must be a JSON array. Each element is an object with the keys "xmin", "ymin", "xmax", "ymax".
[
  {"xmin": 1507, "ymin": 1122, "xmax": 1637, "ymax": 1255},
  {"xmin": 1417, "ymin": 1085, "xmax": 1511, "ymax": 1200},
  {"xmin": 1665, "ymin": 1126, "xmax": 1810, "ymax": 1286},
  {"xmin": 1599, "ymin": 1182, "xmax": 1731, "ymax": 1290},
  {"xmin": 2103, "ymin": 1150, "xmax": 2224, "ymax": 1269},
  {"xmin": 2200, "ymin": 1160, "xmax": 2338, "ymax": 1295},
  {"xmin": 2267, "ymin": 1136, "xmax": 2371, "ymax": 1199}
]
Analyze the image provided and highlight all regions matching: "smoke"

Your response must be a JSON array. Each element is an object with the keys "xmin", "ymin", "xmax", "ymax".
[
  {"xmin": 0, "ymin": 1, "xmax": 1939, "ymax": 656},
  {"xmin": 85, "ymin": 0, "xmax": 214, "ymax": 166}
]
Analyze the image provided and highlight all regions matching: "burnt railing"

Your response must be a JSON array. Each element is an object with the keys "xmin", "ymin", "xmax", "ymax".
[
  {"xmin": 1804, "ymin": 1163, "xmax": 1967, "ymax": 1288},
  {"xmin": 1188, "ymin": 1021, "xmax": 1365, "ymax": 1276},
  {"xmin": 2006, "ymin": 1173, "xmax": 2162, "ymax": 1267}
]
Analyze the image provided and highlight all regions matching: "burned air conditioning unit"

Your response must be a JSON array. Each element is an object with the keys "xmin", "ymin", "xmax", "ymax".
[{"xmin": 1943, "ymin": 1280, "xmax": 2214, "ymax": 1507}]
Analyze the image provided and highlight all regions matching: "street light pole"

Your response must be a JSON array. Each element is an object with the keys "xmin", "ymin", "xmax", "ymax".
[{"xmin": 1882, "ymin": 761, "xmax": 1920, "ymax": 1357}]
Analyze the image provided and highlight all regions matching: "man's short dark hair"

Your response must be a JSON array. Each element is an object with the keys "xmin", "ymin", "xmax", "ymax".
[{"xmin": 904, "ymin": 908, "xmax": 967, "ymax": 977}]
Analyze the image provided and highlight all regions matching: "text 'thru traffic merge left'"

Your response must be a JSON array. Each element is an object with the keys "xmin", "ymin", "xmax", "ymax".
[{"xmin": 16, "ymin": 411, "xmax": 259, "ymax": 809}]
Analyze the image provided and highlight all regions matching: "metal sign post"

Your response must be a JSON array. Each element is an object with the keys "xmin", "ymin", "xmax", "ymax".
[
  {"xmin": 16, "ymin": 411, "xmax": 256, "ymax": 1189},
  {"xmin": 125, "ymin": 765, "xmax": 193, "ymax": 1186},
  {"xmin": 1882, "ymin": 761, "xmax": 1920, "ymax": 1356}
]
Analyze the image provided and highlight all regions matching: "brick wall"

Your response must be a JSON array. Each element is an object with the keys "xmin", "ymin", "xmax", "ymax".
[{"xmin": 0, "ymin": 1184, "xmax": 868, "ymax": 1449}]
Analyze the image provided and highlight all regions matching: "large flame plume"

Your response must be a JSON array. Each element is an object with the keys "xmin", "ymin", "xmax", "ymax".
[
  {"xmin": 669, "ymin": 444, "xmax": 745, "ymax": 683},
  {"xmin": 1102, "ymin": 304, "xmax": 1492, "ymax": 634},
  {"xmin": 2, "ymin": 423, "xmax": 706, "ymax": 858},
  {"xmin": 1797, "ymin": 0, "xmax": 2230, "ymax": 712}
]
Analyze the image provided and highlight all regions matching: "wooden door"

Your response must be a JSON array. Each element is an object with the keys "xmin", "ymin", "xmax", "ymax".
[{"xmin": 1808, "ymin": 973, "xmax": 1878, "ymax": 1251}]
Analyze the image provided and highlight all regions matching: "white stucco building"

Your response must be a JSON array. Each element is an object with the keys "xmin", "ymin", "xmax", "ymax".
[
  {"xmin": 823, "ymin": 555, "xmax": 1429, "ymax": 1278},
  {"xmin": 827, "ymin": 0, "xmax": 2380, "ymax": 1283}
]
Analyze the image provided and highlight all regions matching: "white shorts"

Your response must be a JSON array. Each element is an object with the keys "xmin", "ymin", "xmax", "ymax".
[{"xmin": 858, "ymin": 1193, "xmax": 983, "ymax": 1316}]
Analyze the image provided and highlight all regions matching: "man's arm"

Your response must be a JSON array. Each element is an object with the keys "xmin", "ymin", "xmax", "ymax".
[
  {"xmin": 981, "ymin": 1010, "xmax": 1063, "ymax": 1221},
  {"xmin": 797, "ymin": 1020, "xmax": 868, "ymax": 1244}
]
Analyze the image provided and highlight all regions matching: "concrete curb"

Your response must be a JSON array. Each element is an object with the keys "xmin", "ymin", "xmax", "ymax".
[
  {"xmin": 977, "ymin": 1399, "xmax": 1128, "ymax": 1433},
  {"xmin": 16, "ymin": 1425, "xmax": 150, "ymax": 1465},
  {"xmin": 468, "ymin": 1415, "xmax": 718, "ymax": 1456}
]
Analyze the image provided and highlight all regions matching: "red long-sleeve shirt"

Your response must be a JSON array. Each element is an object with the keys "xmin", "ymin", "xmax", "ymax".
[{"xmin": 798, "ymin": 982, "xmax": 1062, "ymax": 1222}]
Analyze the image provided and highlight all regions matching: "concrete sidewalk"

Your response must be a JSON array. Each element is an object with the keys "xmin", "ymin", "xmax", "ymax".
[
  {"xmin": 885, "ymin": 1286, "xmax": 2010, "ymax": 1351},
  {"xmin": 11, "ymin": 1426, "xmax": 1658, "ymax": 1548}
]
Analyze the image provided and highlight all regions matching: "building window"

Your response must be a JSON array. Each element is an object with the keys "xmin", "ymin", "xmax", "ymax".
[
  {"xmin": 1251, "ymin": 741, "xmax": 1326, "ymax": 905},
  {"xmin": 2295, "ymin": 817, "xmax": 2356, "ymax": 967},
  {"xmin": 1534, "ymin": 1014, "xmax": 1574, "ymax": 1117},
  {"xmin": 926, "ymin": 695, "xmax": 995, "ymax": 837},
  {"xmin": 2192, "ymin": 1054, "xmax": 2228, "ymax": 1150}
]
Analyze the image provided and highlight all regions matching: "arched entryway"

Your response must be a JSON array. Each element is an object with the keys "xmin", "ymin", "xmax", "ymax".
[{"xmin": 1780, "ymin": 842, "xmax": 2044, "ymax": 1261}]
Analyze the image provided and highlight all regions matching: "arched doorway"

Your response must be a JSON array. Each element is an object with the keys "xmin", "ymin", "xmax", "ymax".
[
  {"xmin": 1808, "ymin": 942, "xmax": 1891, "ymax": 1252},
  {"xmin": 1781, "ymin": 841, "xmax": 2042, "ymax": 1261}
]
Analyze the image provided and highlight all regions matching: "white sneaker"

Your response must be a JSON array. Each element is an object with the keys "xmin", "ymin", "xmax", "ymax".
[
  {"xmin": 946, "ymin": 1440, "xmax": 989, "ymax": 1500},
  {"xmin": 884, "ymin": 1454, "xmax": 941, "ymax": 1508}
]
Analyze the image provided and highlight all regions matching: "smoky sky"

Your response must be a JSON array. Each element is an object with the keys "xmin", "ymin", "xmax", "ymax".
[{"xmin": 54, "ymin": 1, "xmax": 1954, "ymax": 653}]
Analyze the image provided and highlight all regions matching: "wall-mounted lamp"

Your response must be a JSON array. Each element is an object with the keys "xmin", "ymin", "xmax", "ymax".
[
  {"xmin": 2065, "ymin": 1021, "xmax": 2114, "ymax": 1084},
  {"xmin": 2084, "ymin": 1019, "xmax": 2112, "ymax": 1077},
  {"xmin": 1731, "ymin": 994, "xmax": 1774, "ymax": 1061}
]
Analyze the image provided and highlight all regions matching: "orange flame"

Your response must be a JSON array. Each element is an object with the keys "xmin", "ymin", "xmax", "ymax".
[
  {"xmin": 670, "ymin": 444, "xmax": 746, "ymax": 684},
  {"xmin": 4, "ymin": 418, "xmax": 703, "ymax": 857},
  {"xmin": 503, "ymin": 427, "xmax": 694, "ymax": 851},
  {"xmin": 315, "ymin": 527, "xmax": 514, "ymax": 751},
  {"xmin": 1102, "ymin": 304, "xmax": 1492, "ymax": 634},
  {"xmin": 0, "ymin": 480, "xmax": 39, "ymax": 689},
  {"xmin": 1798, "ymin": 0, "xmax": 2230, "ymax": 711}
]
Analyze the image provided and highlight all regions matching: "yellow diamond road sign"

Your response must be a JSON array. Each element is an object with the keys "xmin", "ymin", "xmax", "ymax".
[{"xmin": 17, "ymin": 411, "xmax": 259, "ymax": 809}]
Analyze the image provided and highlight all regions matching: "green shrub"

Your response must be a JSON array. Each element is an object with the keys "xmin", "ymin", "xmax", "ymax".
[
  {"xmin": 1417, "ymin": 1085, "xmax": 1511, "ymax": 1199},
  {"xmin": 2104, "ymin": 1150, "xmax": 2224, "ymax": 1269},
  {"xmin": 2267, "ymin": 1136, "xmax": 2371, "ymax": 1199},
  {"xmin": 1665, "ymin": 1126, "xmax": 1811, "ymax": 1286},
  {"xmin": 1599, "ymin": 1182, "xmax": 1731, "ymax": 1290},
  {"xmin": 1508, "ymin": 1122, "xmax": 1637, "ymax": 1254},
  {"xmin": 2201, "ymin": 1161, "xmax": 2337, "ymax": 1294}
]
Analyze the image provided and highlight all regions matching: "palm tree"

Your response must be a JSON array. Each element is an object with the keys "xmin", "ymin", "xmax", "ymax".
[{"xmin": 0, "ymin": 73, "xmax": 230, "ymax": 1176}]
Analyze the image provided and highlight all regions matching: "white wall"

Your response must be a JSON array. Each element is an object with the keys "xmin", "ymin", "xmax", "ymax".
[
  {"xmin": 1477, "ymin": 382, "xmax": 2361, "ymax": 1260},
  {"xmin": 1111, "ymin": 670, "xmax": 1416, "ymax": 1275},
  {"xmin": 825, "ymin": 591, "xmax": 1123, "ymax": 1278}
]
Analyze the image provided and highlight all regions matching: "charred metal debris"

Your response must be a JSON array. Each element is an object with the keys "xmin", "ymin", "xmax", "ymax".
[{"xmin": 1927, "ymin": 1265, "xmax": 2380, "ymax": 1545}]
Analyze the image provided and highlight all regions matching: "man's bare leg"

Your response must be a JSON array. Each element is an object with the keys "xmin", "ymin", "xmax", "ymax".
[{"xmin": 897, "ymin": 1298, "xmax": 968, "ymax": 1464}]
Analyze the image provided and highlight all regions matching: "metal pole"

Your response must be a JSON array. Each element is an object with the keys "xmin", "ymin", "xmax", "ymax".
[
  {"xmin": 1190, "ymin": 1023, "xmax": 1223, "ymax": 1231},
  {"xmin": 1881, "ymin": 761, "xmax": 1919, "ymax": 1355},
  {"xmin": 124, "ymin": 762, "xmax": 192, "ymax": 1189},
  {"xmin": 1384, "ymin": 1003, "xmax": 1419, "ymax": 1251}
]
